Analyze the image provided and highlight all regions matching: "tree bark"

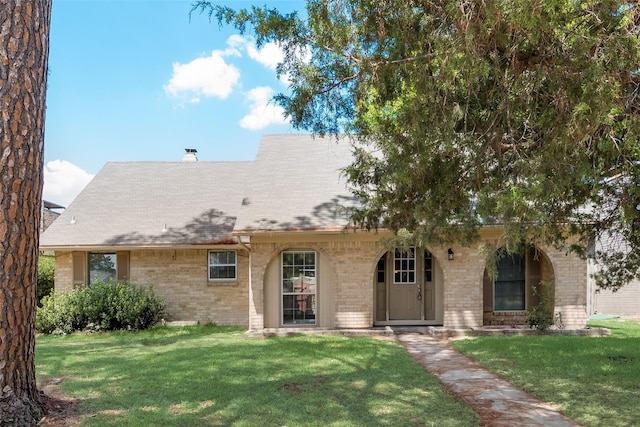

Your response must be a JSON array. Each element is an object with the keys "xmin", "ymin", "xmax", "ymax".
[{"xmin": 0, "ymin": 0, "xmax": 51, "ymax": 425}]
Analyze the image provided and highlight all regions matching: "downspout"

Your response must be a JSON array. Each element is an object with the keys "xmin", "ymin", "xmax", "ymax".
[{"xmin": 239, "ymin": 236, "xmax": 253, "ymax": 330}]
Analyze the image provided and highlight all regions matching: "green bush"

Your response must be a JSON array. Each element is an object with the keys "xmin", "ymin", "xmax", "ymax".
[
  {"xmin": 37, "ymin": 256, "xmax": 55, "ymax": 305},
  {"xmin": 527, "ymin": 280, "xmax": 555, "ymax": 331},
  {"xmin": 36, "ymin": 281, "xmax": 165, "ymax": 334}
]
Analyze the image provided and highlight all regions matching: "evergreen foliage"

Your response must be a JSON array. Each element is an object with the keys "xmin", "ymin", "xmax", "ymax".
[
  {"xmin": 36, "ymin": 281, "xmax": 165, "ymax": 334},
  {"xmin": 194, "ymin": 0, "xmax": 640, "ymax": 290},
  {"xmin": 37, "ymin": 256, "xmax": 55, "ymax": 305}
]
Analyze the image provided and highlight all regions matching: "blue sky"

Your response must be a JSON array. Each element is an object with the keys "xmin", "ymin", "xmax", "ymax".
[{"xmin": 43, "ymin": 0, "xmax": 305, "ymax": 206}]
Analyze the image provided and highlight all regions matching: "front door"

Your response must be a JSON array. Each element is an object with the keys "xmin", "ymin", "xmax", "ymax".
[
  {"xmin": 389, "ymin": 281, "xmax": 422, "ymax": 319},
  {"xmin": 389, "ymin": 248, "xmax": 421, "ymax": 319},
  {"xmin": 375, "ymin": 248, "xmax": 439, "ymax": 324}
]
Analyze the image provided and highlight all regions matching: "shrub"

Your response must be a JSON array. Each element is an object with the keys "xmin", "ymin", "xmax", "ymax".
[
  {"xmin": 36, "ymin": 281, "xmax": 165, "ymax": 334},
  {"xmin": 36, "ymin": 292, "xmax": 65, "ymax": 334},
  {"xmin": 37, "ymin": 256, "xmax": 55, "ymax": 305},
  {"xmin": 527, "ymin": 280, "xmax": 555, "ymax": 331}
]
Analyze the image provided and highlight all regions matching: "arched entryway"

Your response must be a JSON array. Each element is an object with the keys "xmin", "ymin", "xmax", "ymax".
[
  {"xmin": 373, "ymin": 247, "xmax": 444, "ymax": 325},
  {"xmin": 482, "ymin": 247, "xmax": 555, "ymax": 326}
]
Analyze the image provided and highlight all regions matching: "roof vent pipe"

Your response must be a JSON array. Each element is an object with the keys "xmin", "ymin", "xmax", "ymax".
[{"xmin": 183, "ymin": 148, "xmax": 198, "ymax": 162}]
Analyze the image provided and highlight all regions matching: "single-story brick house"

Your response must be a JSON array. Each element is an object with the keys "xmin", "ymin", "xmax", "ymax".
[{"xmin": 40, "ymin": 134, "xmax": 588, "ymax": 330}]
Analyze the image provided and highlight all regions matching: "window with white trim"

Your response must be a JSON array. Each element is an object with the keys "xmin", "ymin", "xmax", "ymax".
[
  {"xmin": 394, "ymin": 248, "xmax": 416, "ymax": 284},
  {"xmin": 208, "ymin": 250, "xmax": 237, "ymax": 281},
  {"xmin": 282, "ymin": 251, "xmax": 316, "ymax": 325}
]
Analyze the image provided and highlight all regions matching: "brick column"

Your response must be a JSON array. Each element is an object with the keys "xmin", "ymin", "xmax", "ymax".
[
  {"xmin": 542, "ymin": 245, "xmax": 587, "ymax": 328},
  {"xmin": 439, "ymin": 246, "xmax": 484, "ymax": 328}
]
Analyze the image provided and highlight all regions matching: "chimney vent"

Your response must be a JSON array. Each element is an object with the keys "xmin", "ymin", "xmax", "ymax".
[{"xmin": 183, "ymin": 148, "xmax": 198, "ymax": 162}]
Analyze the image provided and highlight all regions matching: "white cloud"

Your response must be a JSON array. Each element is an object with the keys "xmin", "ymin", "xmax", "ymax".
[
  {"xmin": 246, "ymin": 41, "xmax": 285, "ymax": 70},
  {"xmin": 244, "ymin": 39, "xmax": 291, "ymax": 84},
  {"xmin": 43, "ymin": 160, "xmax": 94, "ymax": 207},
  {"xmin": 226, "ymin": 34, "xmax": 246, "ymax": 49},
  {"xmin": 164, "ymin": 37, "xmax": 241, "ymax": 103},
  {"xmin": 239, "ymin": 86, "xmax": 289, "ymax": 130}
]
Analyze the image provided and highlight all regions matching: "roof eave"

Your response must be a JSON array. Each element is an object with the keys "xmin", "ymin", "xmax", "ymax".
[{"xmin": 40, "ymin": 241, "xmax": 244, "ymax": 252}]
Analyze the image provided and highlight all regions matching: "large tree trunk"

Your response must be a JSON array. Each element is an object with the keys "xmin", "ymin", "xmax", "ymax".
[{"xmin": 0, "ymin": 0, "xmax": 51, "ymax": 425}]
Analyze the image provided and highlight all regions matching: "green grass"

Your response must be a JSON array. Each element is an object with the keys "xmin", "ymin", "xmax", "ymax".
[
  {"xmin": 37, "ymin": 326, "xmax": 479, "ymax": 426},
  {"xmin": 452, "ymin": 319, "xmax": 640, "ymax": 427}
]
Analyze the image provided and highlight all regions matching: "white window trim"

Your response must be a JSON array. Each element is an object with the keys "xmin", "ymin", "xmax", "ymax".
[
  {"xmin": 208, "ymin": 250, "xmax": 237, "ymax": 282},
  {"xmin": 281, "ymin": 250, "xmax": 317, "ymax": 326}
]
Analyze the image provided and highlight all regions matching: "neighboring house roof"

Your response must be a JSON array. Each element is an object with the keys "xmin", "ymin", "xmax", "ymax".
[
  {"xmin": 41, "ymin": 200, "xmax": 65, "ymax": 234},
  {"xmin": 43, "ymin": 200, "xmax": 65, "ymax": 210},
  {"xmin": 40, "ymin": 161, "xmax": 253, "ymax": 248},
  {"xmin": 233, "ymin": 134, "xmax": 358, "ymax": 234}
]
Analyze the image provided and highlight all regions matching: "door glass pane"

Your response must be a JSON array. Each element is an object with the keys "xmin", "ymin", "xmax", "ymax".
[
  {"xmin": 282, "ymin": 251, "xmax": 316, "ymax": 325},
  {"xmin": 424, "ymin": 251, "xmax": 433, "ymax": 282},
  {"xmin": 377, "ymin": 255, "xmax": 386, "ymax": 283},
  {"xmin": 283, "ymin": 252, "xmax": 293, "ymax": 266},
  {"xmin": 394, "ymin": 247, "xmax": 416, "ymax": 284}
]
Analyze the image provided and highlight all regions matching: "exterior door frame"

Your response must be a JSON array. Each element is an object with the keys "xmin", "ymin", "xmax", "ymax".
[{"xmin": 374, "ymin": 248, "xmax": 442, "ymax": 326}]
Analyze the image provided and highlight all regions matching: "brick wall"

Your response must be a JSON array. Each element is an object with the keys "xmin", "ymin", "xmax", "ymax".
[
  {"xmin": 53, "ymin": 248, "xmax": 249, "ymax": 326},
  {"xmin": 436, "ymin": 246, "xmax": 485, "ymax": 328},
  {"xmin": 130, "ymin": 249, "xmax": 249, "ymax": 326},
  {"xmin": 52, "ymin": 232, "xmax": 588, "ymax": 330},
  {"xmin": 540, "ymin": 244, "xmax": 587, "ymax": 328},
  {"xmin": 247, "ymin": 233, "xmax": 588, "ymax": 330},
  {"xmin": 249, "ymin": 235, "xmax": 381, "ymax": 329},
  {"xmin": 54, "ymin": 251, "xmax": 74, "ymax": 293}
]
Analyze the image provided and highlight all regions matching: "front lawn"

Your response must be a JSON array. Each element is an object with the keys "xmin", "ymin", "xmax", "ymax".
[
  {"xmin": 36, "ymin": 327, "xmax": 480, "ymax": 426},
  {"xmin": 452, "ymin": 319, "xmax": 640, "ymax": 427}
]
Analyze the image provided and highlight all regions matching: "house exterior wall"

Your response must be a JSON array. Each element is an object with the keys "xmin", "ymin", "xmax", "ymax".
[
  {"xmin": 54, "ymin": 252, "xmax": 74, "ymax": 293},
  {"xmin": 587, "ymin": 230, "xmax": 640, "ymax": 318},
  {"xmin": 590, "ymin": 278, "xmax": 640, "ymax": 318},
  {"xmin": 543, "ymin": 245, "xmax": 587, "ymax": 328},
  {"xmin": 248, "ymin": 233, "xmax": 382, "ymax": 330},
  {"xmin": 52, "ymin": 230, "xmax": 588, "ymax": 330},
  {"xmin": 53, "ymin": 247, "xmax": 249, "ymax": 326},
  {"xmin": 248, "ymin": 229, "xmax": 587, "ymax": 330},
  {"xmin": 436, "ymin": 245, "xmax": 485, "ymax": 328}
]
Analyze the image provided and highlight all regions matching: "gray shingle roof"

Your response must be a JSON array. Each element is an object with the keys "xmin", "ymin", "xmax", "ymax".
[
  {"xmin": 40, "ymin": 161, "xmax": 252, "ymax": 248},
  {"xmin": 233, "ymin": 134, "xmax": 358, "ymax": 233},
  {"xmin": 40, "ymin": 135, "xmax": 359, "ymax": 248}
]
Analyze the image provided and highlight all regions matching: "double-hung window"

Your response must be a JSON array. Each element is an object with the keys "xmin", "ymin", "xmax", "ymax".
[
  {"xmin": 494, "ymin": 253, "xmax": 526, "ymax": 310},
  {"xmin": 208, "ymin": 250, "xmax": 237, "ymax": 281}
]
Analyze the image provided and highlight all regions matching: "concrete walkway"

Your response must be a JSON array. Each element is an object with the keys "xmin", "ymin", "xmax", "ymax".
[{"xmin": 396, "ymin": 333, "xmax": 582, "ymax": 427}]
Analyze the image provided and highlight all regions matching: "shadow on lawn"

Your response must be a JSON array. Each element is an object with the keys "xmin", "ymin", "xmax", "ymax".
[
  {"xmin": 452, "ymin": 321, "xmax": 640, "ymax": 427},
  {"xmin": 37, "ymin": 329, "xmax": 478, "ymax": 426}
]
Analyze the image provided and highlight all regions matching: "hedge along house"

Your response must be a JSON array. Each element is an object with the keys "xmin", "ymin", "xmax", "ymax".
[{"xmin": 40, "ymin": 135, "xmax": 588, "ymax": 330}]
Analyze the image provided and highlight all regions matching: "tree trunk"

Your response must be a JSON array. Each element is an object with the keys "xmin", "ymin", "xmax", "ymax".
[{"xmin": 0, "ymin": 0, "xmax": 51, "ymax": 425}]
